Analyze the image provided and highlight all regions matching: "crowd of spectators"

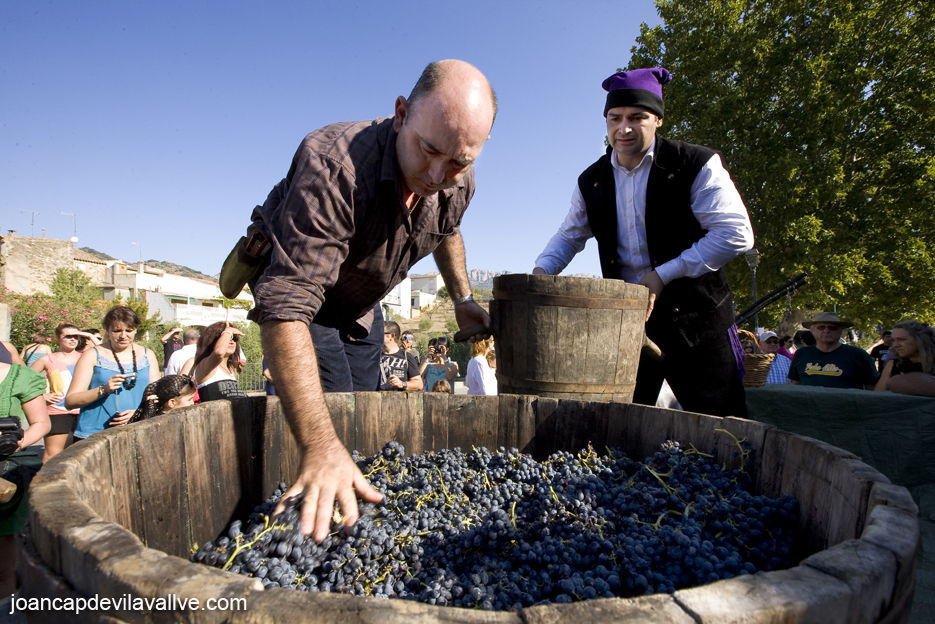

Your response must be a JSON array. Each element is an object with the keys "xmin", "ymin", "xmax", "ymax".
[{"xmin": 748, "ymin": 312, "xmax": 935, "ymax": 397}]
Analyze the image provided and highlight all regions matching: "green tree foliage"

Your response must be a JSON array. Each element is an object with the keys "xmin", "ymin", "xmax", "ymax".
[
  {"xmin": 0, "ymin": 287, "xmax": 106, "ymax": 350},
  {"xmin": 113, "ymin": 293, "xmax": 162, "ymax": 337},
  {"xmin": 49, "ymin": 268, "xmax": 102, "ymax": 307},
  {"xmin": 630, "ymin": 0, "xmax": 935, "ymax": 328},
  {"xmin": 445, "ymin": 318, "xmax": 460, "ymax": 334},
  {"xmin": 436, "ymin": 286, "xmax": 449, "ymax": 301},
  {"xmin": 234, "ymin": 321, "xmax": 263, "ymax": 365},
  {"xmin": 418, "ymin": 317, "xmax": 432, "ymax": 332}
]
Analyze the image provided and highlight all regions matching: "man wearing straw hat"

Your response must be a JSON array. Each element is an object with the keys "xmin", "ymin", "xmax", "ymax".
[
  {"xmin": 533, "ymin": 68, "xmax": 754, "ymax": 417},
  {"xmin": 788, "ymin": 312, "xmax": 878, "ymax": 389}
]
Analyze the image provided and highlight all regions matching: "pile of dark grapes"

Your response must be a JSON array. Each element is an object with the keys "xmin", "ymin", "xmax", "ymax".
[{"xmin": 191, "ymin": 437, "xmax": 800, "ymax": 610}]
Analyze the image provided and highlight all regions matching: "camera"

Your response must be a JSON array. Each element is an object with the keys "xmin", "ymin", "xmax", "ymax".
[{"xmin": 0, "ymin": 417, "xmax": 25, "ymax": 461}]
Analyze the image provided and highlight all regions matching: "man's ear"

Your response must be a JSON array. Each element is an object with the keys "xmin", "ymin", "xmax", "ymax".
[
  {"xmin": 393, "ymin": 96, "xmax": 409, "ymax": 132},
  {"xmin": 655, "ymin": 116, "xmax": 664, "ymax": 129}
]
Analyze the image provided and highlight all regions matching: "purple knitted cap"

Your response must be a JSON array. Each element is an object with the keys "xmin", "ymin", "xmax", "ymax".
[{"xmin": 601, "ymin": 68, "xmax": 671, "ymax": 117}]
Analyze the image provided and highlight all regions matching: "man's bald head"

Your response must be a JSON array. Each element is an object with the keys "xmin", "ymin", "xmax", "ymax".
[
  {"xmin": 407, "ymin": 60, "xmax": 497, "ymax": 128},
  {"xmin": 393, "ymin": 60, "xmax": 496, "ymax": 197}
]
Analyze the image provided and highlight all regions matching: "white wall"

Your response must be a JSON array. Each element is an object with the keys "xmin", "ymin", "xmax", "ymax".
[{"xmin": 381, "ymin": 277, "xmax": 412, "ymax": 320}]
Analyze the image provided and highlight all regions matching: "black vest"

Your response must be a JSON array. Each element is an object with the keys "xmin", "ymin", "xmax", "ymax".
[{"xmin": 578, "ymin": 136, "xmax": 735, "ymax": 350}]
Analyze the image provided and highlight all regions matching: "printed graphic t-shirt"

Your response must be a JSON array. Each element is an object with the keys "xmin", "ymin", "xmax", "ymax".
[
  {"xmin": 788, "ymin": 344, "xmax": 878, "ymax": 389},
  {"xmin": 380, "ymin": 347, "xmax": 419, "ymax": 391}
]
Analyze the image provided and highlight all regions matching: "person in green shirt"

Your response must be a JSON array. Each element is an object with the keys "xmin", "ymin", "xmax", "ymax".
[
  {"xmin": 788, "ymin": 312, "xmax": 878, "ymax": 389},
  {"xmin": 0, "ymin": 362, "xmax": 52, "ymax": 597}
]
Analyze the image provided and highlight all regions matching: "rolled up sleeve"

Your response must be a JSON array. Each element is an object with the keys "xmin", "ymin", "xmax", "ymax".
[{"xmin": 252, "ymin": 147, "xmax": 356, "ymax": 326}]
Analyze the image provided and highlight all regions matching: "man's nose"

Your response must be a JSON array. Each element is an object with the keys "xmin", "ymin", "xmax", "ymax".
[{"xmin": 427, "ymin": 159, "xmax": 446, "ymax": 184}]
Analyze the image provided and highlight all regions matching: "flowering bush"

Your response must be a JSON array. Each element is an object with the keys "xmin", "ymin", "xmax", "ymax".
[{"xmin": 0, "ymin": 287, "xmax": 108, "ymax": 351}]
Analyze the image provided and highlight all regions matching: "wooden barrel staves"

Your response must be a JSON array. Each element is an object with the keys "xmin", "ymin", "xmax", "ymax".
[
  {"xmin": 18, "ymin": 395, "xmax": 919, "ymax": 624},
  {"xmin": 490, "ymin": 274, "xmax": 648, "ymax": 402}
]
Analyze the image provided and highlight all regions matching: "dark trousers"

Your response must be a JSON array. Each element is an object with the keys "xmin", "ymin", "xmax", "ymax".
[
  {"xmin": 633, "ymin": 329, "xmax": 747, "ymax": 418},
  {"xmin": 309, "ymin": 304, "xmax": 384, "ymax": 392}
]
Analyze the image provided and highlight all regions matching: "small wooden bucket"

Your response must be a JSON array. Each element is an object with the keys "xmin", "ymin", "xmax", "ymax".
[{"xmin": 490, "ymin": 274, "xmax": 648, "ymax": 402}]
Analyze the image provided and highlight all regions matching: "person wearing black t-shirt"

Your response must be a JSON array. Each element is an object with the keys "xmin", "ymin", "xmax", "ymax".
[
  {"xmin": 380, "ymin": 321, "xmax": 422, "ymax": 391},
  {"xmin": 160, "ymin": 328, "xmax": 183, "ymax": 369},
  {"xmin": 869, "ymin": 331, "xmax": 893, "ymax": 372}
]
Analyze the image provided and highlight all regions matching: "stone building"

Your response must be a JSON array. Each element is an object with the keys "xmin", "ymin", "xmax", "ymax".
[{"xmin": 0, "ymin": 231, "xmax": 78, "ymax": 294}]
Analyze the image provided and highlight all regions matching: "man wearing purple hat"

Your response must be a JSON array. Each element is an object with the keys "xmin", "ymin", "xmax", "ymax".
[{"xmin": 534, "ymin": 68, "xmax": 754, "ymax": 417}]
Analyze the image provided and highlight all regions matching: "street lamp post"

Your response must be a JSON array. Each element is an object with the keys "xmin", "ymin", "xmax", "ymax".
[{"xmin": 744, "ymin": 248, "xmax": 761, "ymax": 331}]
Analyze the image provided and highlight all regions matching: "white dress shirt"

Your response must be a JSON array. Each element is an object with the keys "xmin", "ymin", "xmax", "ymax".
[{"xmin": 535, "ymin": 137, "xmax": 754, "ymax": 284}]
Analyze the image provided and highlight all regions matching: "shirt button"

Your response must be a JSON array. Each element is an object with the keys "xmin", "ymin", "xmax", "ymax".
[{"xmin": 628, "ymin": 198, "xmax": 633, "ymax": 203}]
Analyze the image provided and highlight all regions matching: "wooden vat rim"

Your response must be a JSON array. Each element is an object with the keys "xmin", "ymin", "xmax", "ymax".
[{"xmin": 23, "ymin": 396, "xmax": 918, "ymax": 624}]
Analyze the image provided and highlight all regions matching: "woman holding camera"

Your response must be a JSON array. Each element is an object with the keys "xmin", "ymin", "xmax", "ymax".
[
  {"xmin": 0, "ymin": 360, "xmax": 51, "ymax": 597},
  {"xmin": 66, "ymin": 307, "xmax": 159, "ymax": 439},
  {"xmin": 420, "ymin": 336, "xmax": 458, "ymax": 393}
]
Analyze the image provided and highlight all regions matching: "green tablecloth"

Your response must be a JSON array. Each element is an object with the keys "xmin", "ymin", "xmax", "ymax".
[{"xmin": 747, "ymin": 385, "xmax": 935, "ymax": 624}]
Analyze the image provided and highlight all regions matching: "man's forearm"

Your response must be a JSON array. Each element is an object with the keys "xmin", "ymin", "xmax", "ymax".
[
  {"xmin": 261, "ymin": 320, "xmax": 337, "ymax": 451},
  {"xmin": 433, "ymin": 233, "xmax": 471, "ymax": 299}
]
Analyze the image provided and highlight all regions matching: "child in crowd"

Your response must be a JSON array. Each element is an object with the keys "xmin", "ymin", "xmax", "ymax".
[
  {"xmin": 128, "ymin": 375, "xmax": 197, "ymax": 423},
  {"xmin": 431, "ymin": 379, "xmax": 451, "ymax": 394}
]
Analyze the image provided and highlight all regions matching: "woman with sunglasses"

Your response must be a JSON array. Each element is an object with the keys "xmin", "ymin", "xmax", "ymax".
[
  {"xmin": 29, "ymin": 323, "xmax": 83, "ymax": 461},
  {"xmin": 66, "ymin": 307, "xmax": 160, "ymax": 439},
  {"xmin": 191, "ymin": 322, "xmax": 247, "ymax": 402}
]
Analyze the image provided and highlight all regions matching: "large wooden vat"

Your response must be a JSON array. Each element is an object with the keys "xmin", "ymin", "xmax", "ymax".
[
  {"xmin": 19, "ymin": 394, "xmax": 918, "ymax": 623},
  {"xmin": 490, "ymin": 274, "xmax": 648, "ymax": 402}
]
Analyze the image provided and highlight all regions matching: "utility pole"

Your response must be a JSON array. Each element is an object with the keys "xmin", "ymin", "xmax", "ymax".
[
  {"xmin": 20, "ymin": 210, "xmax": 40, "ymax": 237},
  {"xmin": 132, "ymin": 242, "xmax": 142, "ymax": 263},
  {"xmin": 61, "ymin": 212, "xmax": 78, "ymax": 247}
]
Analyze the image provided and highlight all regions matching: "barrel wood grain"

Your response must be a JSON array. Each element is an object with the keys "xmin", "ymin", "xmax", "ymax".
[
  {"xmin": 496, "ymin": 394, "xmax": 536, "ymax": 454},
  {"xmin": 448, "ymin": 394, "xmax": 499, "ymax": 452},
  {"xmin": 326, "ymin": 393, "xmax": 357, "ymax": 454},
  {"xmin": 801, "ymin": 539, "xmax": 898, "ymax": 624},
  {"xmin": 778, "ymin": 434, "xmax": 862, "ymax": 553},
  {"xmin": 22, "ymin": 395, "xmax": 916, "ymax": 624},
  {"xmin": 182, "ymin": 407, "xmax": 219, "ymax": 550},
  {"xmin": 69, "ymin": 436, "xmax": 116, "ymax": 525},
  {"xmin": 257, "ymin": 396, "xmax": 284, "ymax": 499},
  {"xmin": 421, "ymin": 391, "xmax": 449, "ymax": 452},
  {"xmin": 135, "ymin": 414, "xmax": 190, "ymax": 558},
  {"xmin": 355, "ymin": 392, "xmax": 383, "ymax": 456}
]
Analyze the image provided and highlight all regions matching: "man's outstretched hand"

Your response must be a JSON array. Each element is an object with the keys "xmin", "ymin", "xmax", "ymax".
[
  {"xmin": 638, "ymin": 270, "xmax": 664, "ymax": 322},
  {"xmin": 274, "ymin": 437, "xmax": 384, "ymax": 542}
]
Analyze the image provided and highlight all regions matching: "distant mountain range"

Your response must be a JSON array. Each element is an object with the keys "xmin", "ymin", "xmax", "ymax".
[
  {"xmin": 79, "ymin": 247, "xmax": 217, "ymax": 282},
  {"xmin": 78, "ymin": 246, "xmax": 596, "ymax": 288},
  {"xmin": 467, "ymin": 269, "xmax": 599, "ymax": 289}
]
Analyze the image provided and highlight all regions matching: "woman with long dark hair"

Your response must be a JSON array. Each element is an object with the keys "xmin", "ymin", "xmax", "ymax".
[
  {"xmin": 65, "ymin": 306, "xmax": 160, "ymax": 439},
  {"xmin": 191, "ymin": 322, "xmax": 247, "ymax": 402}
]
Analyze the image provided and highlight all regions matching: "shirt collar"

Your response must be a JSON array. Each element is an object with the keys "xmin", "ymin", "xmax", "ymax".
[{"xmin": 609, "ymin": 136, "xmax": 656, "ymax": 174}]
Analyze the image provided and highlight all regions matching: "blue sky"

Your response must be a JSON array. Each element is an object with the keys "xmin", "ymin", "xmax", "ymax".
[{"xmin": 1, "ymin": 1, "xmax": 661, "ymax": 278}]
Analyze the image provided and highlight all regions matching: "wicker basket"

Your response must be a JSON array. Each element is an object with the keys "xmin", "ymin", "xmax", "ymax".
[{"xmin": 738, "ymin": 329, "xmax": 775, "ymax": 388}]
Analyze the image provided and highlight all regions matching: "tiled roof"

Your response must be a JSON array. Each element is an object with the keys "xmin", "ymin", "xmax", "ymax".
[{"xmin": 73, "ymin": 249, "xmax": 109, "ymax": 264}]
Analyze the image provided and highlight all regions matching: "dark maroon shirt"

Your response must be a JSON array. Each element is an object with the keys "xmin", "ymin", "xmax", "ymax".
[{"xmin": 248, "ymin": 117, "xmax": 475, "ymax": 337}]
